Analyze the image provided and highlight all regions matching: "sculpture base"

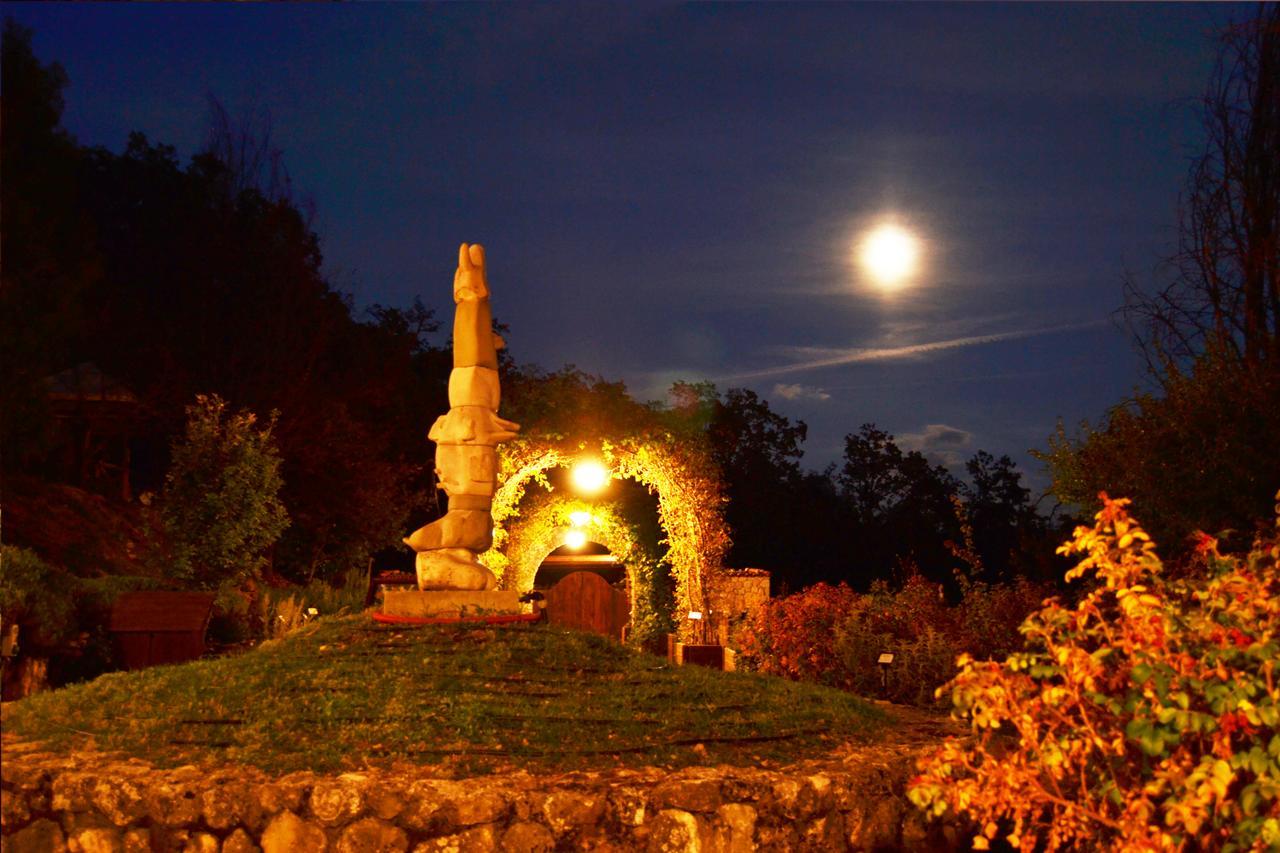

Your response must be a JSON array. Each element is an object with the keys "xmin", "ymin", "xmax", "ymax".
[{"xmin": 381, "ymin": 589, "xmax": 522, "ymax": 620}]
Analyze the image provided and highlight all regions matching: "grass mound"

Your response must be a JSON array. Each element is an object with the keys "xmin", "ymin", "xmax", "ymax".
[{"xmin": 4, "ymin": 616, "xmax": 887, "ymax": 776}]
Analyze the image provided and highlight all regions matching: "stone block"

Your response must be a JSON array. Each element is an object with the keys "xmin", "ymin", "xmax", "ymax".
[
  {"xmin": 541, "ymin": 791, "xmax": 604, "ymax": 837},
  {"xmin": 411, "ymin": 824, "xmax": 496, "ymax": 853},
  {"xmin": 221, "ymin": 828, "xmax": 259, "ymax": 853},
  {"xmin": 261, "ymin": 811, "xmax": 327, "ymax": 853},
  {"xmin": 1, "ymin": 787, "xmax": 31, "ymax": 826},
  {"xmin": 433, "ymin": 444, "xmax": 497, "ymax": 497},
  {"xmin": 382, "ymin": 589, "xmax": 520, "ymax": 619},
  {"xmin": 428, "ymin": 407, "xmax": 517, "ymax": 447},
  {"xmin": 645, "ymin": 809, "xmax": 701, "ymax": 853},
  {"xmin": 122, "ymin": 828, "xmax": 152, "ymax": 853},
  {"xmin": 708, "ymin": 803, "xmax": 756, "ymax": 853},
  {"xmin": 450, "ymin": 300, "xmax": 497, "ymax": 369},
  {"xmin": 201, "ymin": 783, "xmax": 248, "ymax": 830},
  {"xmin": 144, "ymin": 780, "xmax": 202, "ymax": 827},
  {"xmin": 403, "ymin": 510, "xmax": 493, "ymax": 554},
  {"xmin": 335, "ymin": 817, "xmax": 408, "ymax": 853},
  {"xmin": 447, "ymin": 367, "xmax": 500, "ymax": 411},
  {"xmin": 499, "ymin": 822, "xmax": 555, "ymax": 853},
  {"xmin": 92, "ymin": 776, "xmax": 147, "ymax": 826},
  {"xmin": 6, "ymin": 819, "xmax": 67, "ymax": 853},
  {"xmin": 414, "ymin": 550, "xmax": 498, "ymax": 592},
  {"xmin": 651, "ymin": 778, "xmax": 722, "ymax": 813},
  {"xmin": 309, "ymin": 779, "xmax": 365, "ymax": 827},
  {"xmin": 69, "ymin": 826, "xmax": 124, "ymax": 853},
  {"xmin": 182, "ymin": 832, "xmax": 219, "ymax": 853}
]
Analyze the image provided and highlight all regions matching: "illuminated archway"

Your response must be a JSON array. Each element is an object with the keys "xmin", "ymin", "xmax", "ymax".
[{"xmin": 482, "ymin": 431, "xmax": 729, "ymax": 640}]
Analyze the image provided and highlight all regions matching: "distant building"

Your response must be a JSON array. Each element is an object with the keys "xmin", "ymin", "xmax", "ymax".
[{"xmin": 44, "ymin": 362, "xmax": 142, "ymax": 501}]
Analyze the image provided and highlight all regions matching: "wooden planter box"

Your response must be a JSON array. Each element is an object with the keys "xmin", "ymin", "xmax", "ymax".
[
  {"xmin": 677, "ymin": 643, "xmax": 726, "ymax": 670},
  {"xmin": 109, "ymin": 592, "xmax": 215, "ymax": 670}
]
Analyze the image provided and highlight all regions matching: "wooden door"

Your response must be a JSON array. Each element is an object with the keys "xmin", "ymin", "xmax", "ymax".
[{"xmin": 544, "ymin": 571, "xmax": 629, "ymax": 640}]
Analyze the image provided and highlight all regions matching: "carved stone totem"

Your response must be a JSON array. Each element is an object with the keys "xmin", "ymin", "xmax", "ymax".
[{"xmin": 403, "ymin": 244, "xmax": 520, "ymax": 591}]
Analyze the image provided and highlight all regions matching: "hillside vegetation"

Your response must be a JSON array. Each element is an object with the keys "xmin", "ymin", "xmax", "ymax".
[{"xmin": 4, "ymin": 616, "xmax": 887, "ymax": 776}]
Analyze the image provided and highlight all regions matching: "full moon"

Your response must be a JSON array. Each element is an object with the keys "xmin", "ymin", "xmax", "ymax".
[{"xmin": 858, "ymin": 224, "xmax": 921, "ymax": 290}]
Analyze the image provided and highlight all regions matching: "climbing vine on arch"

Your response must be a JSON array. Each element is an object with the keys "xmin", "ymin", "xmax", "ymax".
[
  {"xmin": 497, "ymin": 491, "xmax": 673, "ymax": 645},
  {"xmin": 482, "ymin": 431, "xmax": 729, "ymax": 639}
]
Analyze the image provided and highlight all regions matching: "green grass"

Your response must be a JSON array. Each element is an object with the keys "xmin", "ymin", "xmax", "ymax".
[{"xmin": 4, "ymin": 615, "xmax": 887, "ymax": 776}]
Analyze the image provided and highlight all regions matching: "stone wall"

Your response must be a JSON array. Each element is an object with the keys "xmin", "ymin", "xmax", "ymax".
[
  {"xmin": 1, "ymin": 736, "xmax": 966, "ymax": 852},
  {"xmin": 708, "ymin": 569, "xmax": 771, "ymax": 647}
]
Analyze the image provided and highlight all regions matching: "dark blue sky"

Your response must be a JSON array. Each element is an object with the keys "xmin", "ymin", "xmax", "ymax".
[{"xmin": 9, "ymin": 3, "xmax": 1244, "ymax": 492}]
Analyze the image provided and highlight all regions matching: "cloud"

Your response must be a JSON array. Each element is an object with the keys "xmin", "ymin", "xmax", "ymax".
[
  {"xmin": 772, "ymin": 383, "xmax": 831, "ymax": 402},
  {"xmin": 714, "ymin": 319, "xmax": 1107, "ymax": 382},
  {"xmin": 898, "ymin": 423, "xmax": 975, "ymax": 469}
]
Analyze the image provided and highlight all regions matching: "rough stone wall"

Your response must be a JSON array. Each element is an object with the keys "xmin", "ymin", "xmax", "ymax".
[
  {"xmin": 0, "ymin": 737, "xmax": 966, "ymax": 852},
  {"xmin": 708, "ymin": 569, "xmax": 771, "ymax": 647}
]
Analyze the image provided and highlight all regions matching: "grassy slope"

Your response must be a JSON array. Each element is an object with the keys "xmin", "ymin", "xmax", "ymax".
[{"xmin": 4, "ymin": 616, "xmax": 887, "ymax": 776}]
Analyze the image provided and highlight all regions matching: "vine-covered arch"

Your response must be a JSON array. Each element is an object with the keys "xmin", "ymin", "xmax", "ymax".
[
  {"xmin": 481, "ymin": 431, "xmax": 729, "ymax": 639},
  {"xmin": 498, "ymin": 493, "xmax": 671, "ymax": 642}
]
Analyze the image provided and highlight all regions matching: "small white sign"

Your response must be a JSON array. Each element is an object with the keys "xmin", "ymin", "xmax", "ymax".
[
  {"xmin": 877, "ymin": 653, "xmax": 895, "ymax": 665},
  {"xmin": 687, "ymin": 611, "xmax": 703, "ymax": 620}
]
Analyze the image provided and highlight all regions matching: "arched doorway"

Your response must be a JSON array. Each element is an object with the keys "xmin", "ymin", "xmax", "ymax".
[
  {"xmin": 533, "ymin": 541, "xmax": 625, "ymax": 590},
  {"xmin": 477, "ymin": 374, "xmax": 730, "ymax": 641}
]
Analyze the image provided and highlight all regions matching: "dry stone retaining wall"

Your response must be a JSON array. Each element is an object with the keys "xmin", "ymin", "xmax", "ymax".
[{"xmin": 1, "ymin": 738, "xmax": 965, "ymax": 852}]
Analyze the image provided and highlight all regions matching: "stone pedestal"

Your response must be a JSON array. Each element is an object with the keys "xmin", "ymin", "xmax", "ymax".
[{"xmin": 381, "ymin": 589, "xmax": 522, "ymax": 620}]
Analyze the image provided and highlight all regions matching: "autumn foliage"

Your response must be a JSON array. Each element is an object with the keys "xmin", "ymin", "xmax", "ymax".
[
  {"xmin": 735, "ymin": 575, "xmax": 1045, "ymax": 705},
  {"xmin": 909, "ymin": 494, "xmax": 1280, "ymax": 851}
]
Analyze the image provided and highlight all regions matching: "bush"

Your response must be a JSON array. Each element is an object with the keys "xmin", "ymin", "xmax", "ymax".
[
  {"xmin": 255, "ymin": 565, "xmax": 370, "ymax": 641},
  {"xmin": 735, "ymin": 582, "xmax": 859, "ymax": 688},
  {"xmin": 909, "ymin": 494, "xmax": 1280, "ymax": 851},
  {"xmin": 736, "ymin": 574, "xmax": 1044, "ymax": 705},
  {"xmin": 159, "ymin": 394, "xmax": 289, "ymax": 588},
  {"xmin": 0, "ymin": 546, "xmax": 78, "ymax": 650}
]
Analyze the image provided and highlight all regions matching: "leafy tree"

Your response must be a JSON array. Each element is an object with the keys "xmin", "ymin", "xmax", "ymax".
[
  {"xmin": 159, "ymin": 394, "xmax": 289, "ymax": 588},
  {"xmin": 1048, "ymin": 6, "xmax": 1280, "ymax": 553},
  {"xmin": 962, "ymin": 450, "xmax": 1050, "ymax": 581},
  {"xmin": 1041, "ymin": 356, "xmax": 1280, "ymax": 553},
  {"xmin": 1124, "ymin": 4, "xmax": 1279, "ymax": 374},
  {"xmin": 663, "ymin": 383, "xmax": 852, "ymax": 590},
  {"xmin": 706, "ymin": 388, "xmax": 808, "ymax": 573},
  {"xmin": 0, "ymin": 19, "xmax": 98, "ymax": 470},
  {"xmin": 838, "ymin": 423, "xmax": 961, "ymax": 584}
]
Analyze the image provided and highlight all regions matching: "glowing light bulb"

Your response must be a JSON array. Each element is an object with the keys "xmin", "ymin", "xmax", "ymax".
[
  {"xmin": 565, "ymin": 529, "xmax": 587, "ymax": 549},
  {"xmin": 570, "ymin": 460, "xmax": 611, "ymax": 495}
]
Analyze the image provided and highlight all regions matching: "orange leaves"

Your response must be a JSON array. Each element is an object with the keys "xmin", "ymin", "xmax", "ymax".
[{"xmin": 909, "ymin": 494, "xmax": 1280, "ymax": 850}]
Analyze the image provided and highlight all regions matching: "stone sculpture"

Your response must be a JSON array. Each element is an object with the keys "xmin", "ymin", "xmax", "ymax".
[{"xmin": 403, "ymin": 244, "xmax": 519, "ymax": 591}]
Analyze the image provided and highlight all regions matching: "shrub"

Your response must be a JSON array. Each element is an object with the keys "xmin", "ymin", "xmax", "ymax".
[
  {"xmin": 0, "ymin": 546, "xmax": 78, "ymax": 650},
  {"xmin": 736, "ymin": 573, "xmax": 1044, "ymax": 705},
  {"xmin": 735, "ymin": 582, "xmax": 859, "ymax": 687},
  {"xmin": 255, "ymin": 565, "xmax": 370, "ymax": 641},
  {"xmin": 909, "ymin": 494, "xmax": 1280, "ymax": 851},
  {"xmin": 159, "ymin": 394, "xmax": 289, "ymax": 588}
]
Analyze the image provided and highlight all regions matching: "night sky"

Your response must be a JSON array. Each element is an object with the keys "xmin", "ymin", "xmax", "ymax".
[{"xmin": 8, "ymin": 3, "xmax": 1245, "ymax": 491}]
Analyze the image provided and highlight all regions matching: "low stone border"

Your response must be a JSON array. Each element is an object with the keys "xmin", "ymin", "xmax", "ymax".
[{"xmin": 1, "ymin": 735, "xmax": 966, "ymax": 852}]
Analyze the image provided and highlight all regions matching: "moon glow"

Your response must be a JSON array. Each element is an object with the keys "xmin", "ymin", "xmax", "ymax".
[{"xmin": 858, "ymin": 224, "xmax": 921, "ymax": 290}]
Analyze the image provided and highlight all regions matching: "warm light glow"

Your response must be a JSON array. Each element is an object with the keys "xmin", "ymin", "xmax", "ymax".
[
  {"xmin": 570, "ymin": 460, "xmax": 611, "ymax": 495},
  {"xmin": 564, "ymin": 529, "xmax": 587, "ymax": 549},
  {"xmin": 569, "ymin": 510, "xmax": 592, "ymax": 527},
  {"xmin": 858, "ymin": 223, "xmax": 921, "ymax": 290}
]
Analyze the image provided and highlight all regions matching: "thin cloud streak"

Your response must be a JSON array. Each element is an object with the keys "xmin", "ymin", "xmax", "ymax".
[{"xmin": 714, "ymin": 320, "xmax": 1109, "ymax": 382}]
